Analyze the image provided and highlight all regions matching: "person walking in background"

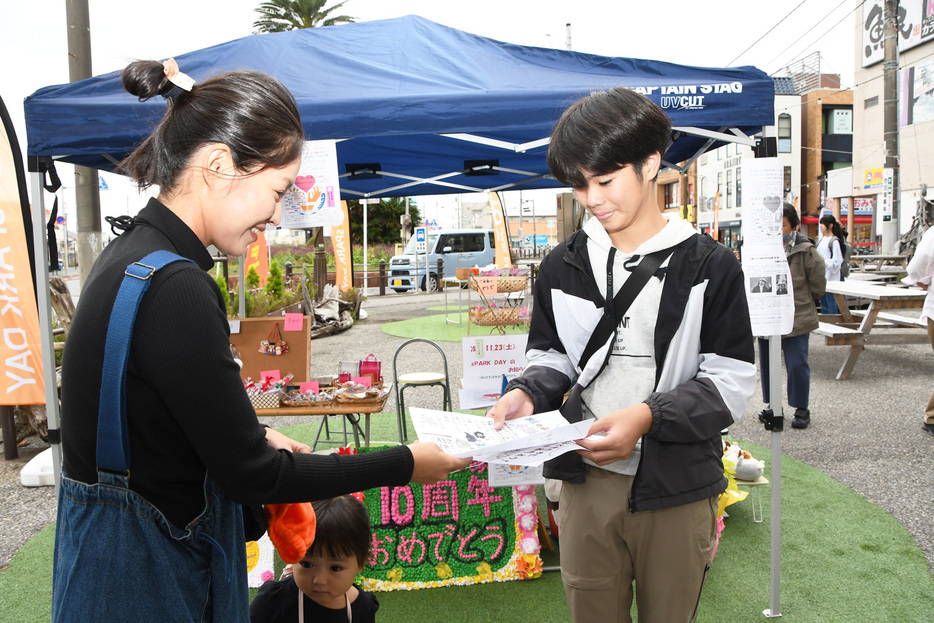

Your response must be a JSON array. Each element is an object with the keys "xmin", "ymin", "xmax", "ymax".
[
  {"xmin": 758, "ymin": 205, "xmax": 826, "ymax": 430},
  {"xmin": 489, "ymin": 87, "xmax": 756, "ymax": 623},
  {"xmin": 816, "ymin": 214, "xmax": 847, "ymax": 314},
  {"xmin": 902, "ymin": 226, "xmax": 934, "ymax": 436}
]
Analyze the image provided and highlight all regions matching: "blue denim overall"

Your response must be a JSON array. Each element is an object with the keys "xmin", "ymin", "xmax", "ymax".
[{"xmin": 52, "ymin": 251, "xmax": 250, "ymax": 622}]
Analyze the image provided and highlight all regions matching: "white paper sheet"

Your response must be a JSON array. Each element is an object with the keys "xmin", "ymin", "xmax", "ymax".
[{"xmin": 409, "ymin": 407, "xmax": 594, "ymax": 464}]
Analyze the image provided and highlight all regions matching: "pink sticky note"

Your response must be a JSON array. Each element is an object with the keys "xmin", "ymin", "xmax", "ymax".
[
  {"xmin": 260, "ymin": 370, "xmax": 281, "ymax": 383},
  {"xmin": 299, "ymin": 382, "xmax": 319, "ymax": 394},
  {"xmin": 353, "ymin": 376, "xmax": 372, "ymax": 388},
  {"xmin": 476, "ymin": 275, "xmax": 497, "ymax": 296},
  {"xmin": 284, "ymin": 313, "xmax": 303, "ymax": 332}
]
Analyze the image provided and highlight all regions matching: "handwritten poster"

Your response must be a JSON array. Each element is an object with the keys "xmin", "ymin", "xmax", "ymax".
[
  {"xmin": 281, "ymin": 140, "xmax": 343, "ymax": 229},
  {"xmin": 461, "ymin": 335, "xmax": 528, "ymax": 391}
]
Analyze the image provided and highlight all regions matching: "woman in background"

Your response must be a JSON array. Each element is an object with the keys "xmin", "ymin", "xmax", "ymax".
[{"xmin": 816, "ymin": 214, "xmax": 847, "ymax": 315}]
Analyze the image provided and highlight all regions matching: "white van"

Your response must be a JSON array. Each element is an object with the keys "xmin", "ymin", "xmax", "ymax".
[{"xmin": 389, "ymin": 229, "xmax": 496, "ymax": 292}]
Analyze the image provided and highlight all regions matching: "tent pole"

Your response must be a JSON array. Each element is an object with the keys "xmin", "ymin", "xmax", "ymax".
[
  {"xmin": 30, "ymin": 170, "xmax": 63, "ymax": 494},
  {"xmin": 364, "ymin": 200, "xmax": 369, "ymax": 294},
  {"xmin": 764, "ymin": 334, "xmax": 783, "ymax": 618}
]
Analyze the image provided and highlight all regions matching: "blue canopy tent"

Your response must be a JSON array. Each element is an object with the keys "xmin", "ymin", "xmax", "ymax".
[
  {"xmin": 21, "ymin": 15, "xmax": 775, "ymax": 493},
  {"xmin": 25, "ymin": 15, "xmax": 774, "ymax": 199}
]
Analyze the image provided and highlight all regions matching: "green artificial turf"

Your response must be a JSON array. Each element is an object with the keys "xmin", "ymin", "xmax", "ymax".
[
  {"xmin": 5, "ymin": 425, "xmax": 933, "ymax": 622},
  {"xmin": 381, "ymin": 312, "xmax": 529, "ymax": 342}
]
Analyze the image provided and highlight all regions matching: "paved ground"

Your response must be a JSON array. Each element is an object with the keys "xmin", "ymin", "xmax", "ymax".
[{"xmin": 2, "ymin": 287, "xmax": 932, "ymax": 576}]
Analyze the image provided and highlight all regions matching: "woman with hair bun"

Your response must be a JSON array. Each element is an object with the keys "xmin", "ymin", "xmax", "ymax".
[{"xmin": 53, "ymin": 60, "xmax": 469, "ymax": 622}]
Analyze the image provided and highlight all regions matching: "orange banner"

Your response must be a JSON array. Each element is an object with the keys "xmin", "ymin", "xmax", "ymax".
[
  {"xmin": 244, "ymin": 232, "xmax": 269, "ymax": 287},
  {"xmin": 334, "ymin": 201, "xmax": 353, "ymax": 291},
  {"xmin": 0, "ymin": 110, "xmax": 45, "ymax": 404},
  {"xmin": 488, "ymin": 192, "xmax": 512, "ymax": 269}
]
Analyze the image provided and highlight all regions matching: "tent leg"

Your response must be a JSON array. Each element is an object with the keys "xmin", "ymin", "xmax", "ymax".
[
  {"xmin": 1, "ymin": 405, "xmax": 16, "ymax": 460},
  {"xmin": 764, "ymin": 335, "xmax": 783, "ymax": 618},
  {"xmin": 30, "ymin": 170, "xmax": 64, "ymax": 493}
]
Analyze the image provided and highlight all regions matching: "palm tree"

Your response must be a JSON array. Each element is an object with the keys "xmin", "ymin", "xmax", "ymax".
[{"xmin": 253, "ymin": 0, "xmax": 355, "ymax": 33}]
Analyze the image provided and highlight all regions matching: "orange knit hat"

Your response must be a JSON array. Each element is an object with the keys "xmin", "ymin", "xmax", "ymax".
[{"xmin": 264, "ymin": 502, "xmax": 317, "ymax": 564}]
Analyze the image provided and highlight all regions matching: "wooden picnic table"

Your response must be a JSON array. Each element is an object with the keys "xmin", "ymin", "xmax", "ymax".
[
  {"xmin": 849, "ymin": 254, "xmax": 909, "ymax": 272},
  {"xmin": 814, "ymin": 281, "xmax": 927, "ymax": 380}
]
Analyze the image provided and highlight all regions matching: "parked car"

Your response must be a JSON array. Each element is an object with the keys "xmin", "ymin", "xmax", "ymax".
[{"xmin": 389, "ymin": 229, "xmax": 496, "ymax": 292}]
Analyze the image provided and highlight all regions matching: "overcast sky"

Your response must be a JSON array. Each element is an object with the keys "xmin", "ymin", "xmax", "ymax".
[{"xmin": 1, "ymin": 0, "xmax": 858, "ymax": 223}]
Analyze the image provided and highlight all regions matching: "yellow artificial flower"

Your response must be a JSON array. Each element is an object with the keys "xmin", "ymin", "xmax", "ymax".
[
  {"xmin": 476, "ymin": 562, "xmax": 493, "ymax": 580},
  {"xmin": 435, "ymin": 561, "xmax": 453, "ymax": 579}
]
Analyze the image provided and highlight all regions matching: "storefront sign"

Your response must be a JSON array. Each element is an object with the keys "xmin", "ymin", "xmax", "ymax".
[
  {"xmin": 863, "ymin": 167, "xmax": 883, "ymax": 190},
  {"xmin": 881, "ymin": 168, "xmax": 894, "ymax": 222}
]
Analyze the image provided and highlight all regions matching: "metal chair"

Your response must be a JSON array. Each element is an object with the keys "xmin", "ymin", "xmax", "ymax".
[{"xmin": 393, "ymin": 338, "xmax": 452, "ymax": 443}]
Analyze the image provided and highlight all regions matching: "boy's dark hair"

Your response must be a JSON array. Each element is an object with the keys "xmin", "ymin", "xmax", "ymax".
[
  {"xmin": 120, "ymin": 60, "xmax": 305, "ymax": 195},
  {"xmin": 307, "ymin": 496, "xmax": 371, "ymax": 567},
  {"xmin": 547, "ymin": 87, "xmax": 672, "ymax": 188},
  {"xmin": 782, "ymin": 203, "xmax": 800, "ymax": 229}
]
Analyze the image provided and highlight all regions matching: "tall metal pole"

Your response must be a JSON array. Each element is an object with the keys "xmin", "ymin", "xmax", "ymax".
[
  {"xmin": 881, "ymin": 0, "xmax": 900, "ymax": 252},
  {"xmin": 66, "ymin": 0, "xmax": 102, "ymax": 286}
]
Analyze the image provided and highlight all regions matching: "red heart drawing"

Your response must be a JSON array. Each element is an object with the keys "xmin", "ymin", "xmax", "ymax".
[{"xmin": 294, "ymin": 175, "xmax": 316, "ymax": 193}]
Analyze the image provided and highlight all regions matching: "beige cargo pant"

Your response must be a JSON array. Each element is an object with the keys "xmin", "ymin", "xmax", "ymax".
[{"xmin": 559, "ymin": 465, "xmax": 717, "ymax": 623}]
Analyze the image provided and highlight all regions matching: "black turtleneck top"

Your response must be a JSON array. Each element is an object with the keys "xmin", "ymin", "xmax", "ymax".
[{"xmin": 60, "ymin": 199, "xmax": 413, "ymax": 528}]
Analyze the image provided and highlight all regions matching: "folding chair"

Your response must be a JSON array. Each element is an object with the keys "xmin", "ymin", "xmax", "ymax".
[{"xmin": 392, "ymin": 338, "xmax": 452, "ymax": 443}]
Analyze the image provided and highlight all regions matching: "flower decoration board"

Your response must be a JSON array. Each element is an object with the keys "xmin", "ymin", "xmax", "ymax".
[{"xmin": 356, "ymin": 447, "xmax": 543, "ymax": 591}]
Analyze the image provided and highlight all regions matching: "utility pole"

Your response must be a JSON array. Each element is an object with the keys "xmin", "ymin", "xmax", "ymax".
[
  {"xmin": 66, "ymin": 0, "xmax": 102, "ymax": 285},
  {"xmin": 881, "ymin": 0, "xmax": 900, "ymax": 252},
  {"xmin": 566, "ymin": 23, "xmax": 572, "ymax": 51}
]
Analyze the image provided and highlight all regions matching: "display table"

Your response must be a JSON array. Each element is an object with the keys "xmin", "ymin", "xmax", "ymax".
[
  {"xmin": 441, "ymin": 277, "xmax": 469, "ymax": 325},
  {"xmin": 255, "ymin": 385, "xmax": 393, "ymax": 451}
]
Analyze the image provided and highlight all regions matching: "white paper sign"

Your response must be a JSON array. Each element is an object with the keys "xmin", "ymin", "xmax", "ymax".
[
  {"xmin": 281, "ymin": 140, "xmax": 343, "ymax": 229},
  {"xmin": 458, "ymin": 387, "xmax": 505, "ymax": 410},
  {"xmin": 740, "ymin": 158, "xmax": 794, "ymax": 337},
  {"xmin": 487, "ymin": 463, "xmax": 545, "ymax": 486},
  {"xmin": 461, "ymin": 335, "xmax": 528, "ymax": 391}
]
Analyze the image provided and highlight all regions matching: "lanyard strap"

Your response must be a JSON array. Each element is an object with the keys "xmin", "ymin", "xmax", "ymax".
[
  {"xmin": 577, "ymin": 246, "xmax": 675, "ymax": 372},
  {"xmin": 96, "ymin": 250, "xmax": 191, "ymax": 474}
]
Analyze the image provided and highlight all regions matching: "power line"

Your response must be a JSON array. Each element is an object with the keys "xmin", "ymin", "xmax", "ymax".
[
  {"xmin": 727, "ymin": 0, "xmax": 810, "ymax": 66},
  {"xmin": 765, "ymin": 0, "xmax": 859, "ymax": 74}
]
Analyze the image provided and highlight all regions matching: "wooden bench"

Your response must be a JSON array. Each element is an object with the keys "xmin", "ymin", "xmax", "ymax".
[
  {"xmin": 813, "ymin": 322, "xmax": 864, "ymax": 346},
  {"xmin": 850, "ymin": 310, "xmax": 927, "ymax": 329}
]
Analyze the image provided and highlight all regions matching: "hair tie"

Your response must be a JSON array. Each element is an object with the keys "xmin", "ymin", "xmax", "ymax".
[{"xmin": 162, "ymin": 58, "xmax": 195, "ymax": 94}]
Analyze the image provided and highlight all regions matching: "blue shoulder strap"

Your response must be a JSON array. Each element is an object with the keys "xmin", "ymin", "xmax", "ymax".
[{"xmin": 96, "ymin": 250, "xmax": 192, "ymax": 474}]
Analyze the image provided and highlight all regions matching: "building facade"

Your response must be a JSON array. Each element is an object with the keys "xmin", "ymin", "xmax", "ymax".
[{"xmin": 848, "ymin": 0, "xmax": 934, "ymax": 250}]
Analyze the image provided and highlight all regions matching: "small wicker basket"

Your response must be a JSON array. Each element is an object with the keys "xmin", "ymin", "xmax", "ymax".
[
  {"xmin": 279, "ymin": 389, "xmax": 335, "ymax": 408},
  {"xmin": 468, "ymin": 275, "xmax": 527, "ymax": 293},
  {"xmin": 470, "ymin": 306, "xmax": 523, "ymax": 326}
]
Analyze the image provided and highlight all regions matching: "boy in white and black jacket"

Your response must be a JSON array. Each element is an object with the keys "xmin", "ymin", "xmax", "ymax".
[{"xmin": 490, "ymin": 88, "xmax": 757, "ymax": 623}]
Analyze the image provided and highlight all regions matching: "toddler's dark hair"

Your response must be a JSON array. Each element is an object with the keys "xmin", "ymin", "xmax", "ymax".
[{"xmin": 307, "ymin": 495, "xmax": 371, "ymax": 567}]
